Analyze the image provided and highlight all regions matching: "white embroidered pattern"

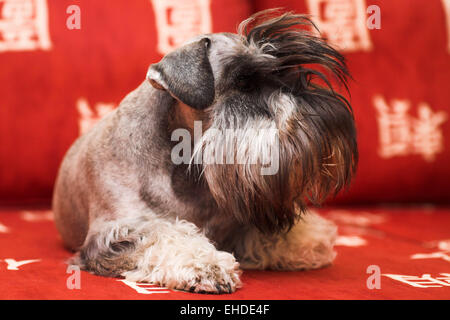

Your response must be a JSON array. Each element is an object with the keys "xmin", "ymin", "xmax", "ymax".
[
  {"xmin": 442, "ymin": 0, "xmax": 450, "ymax": 53},
  {"xmin": 118, "ymin": 279, "xmax": 171, "ymax": 294},
  {"xmin": 0, "ymin": 0, "xmax": 51, "ymax": 52},
  {"xmin": 411, "ymin": 251, "xmax": 450, "ymax": 263},
  {"xmin": 306, "ymin": 0, "xmax": 372, "ymax": 52},
  {"xmin": 383, "ymin": 273, "xmax": 450, "ymax": 288},
  {"xmin": 150, "ymin": 0, "xmax": 212, "ymax": 55},
  {"xmin": 20, "ymin": 210, "xmax": 53, "ymax": 222},
  {"xmin": 77, "ymin": 98, "xmax": 115, "ymax": 136},
  {"xmin": 335, "ymin": 235, "xmax": 367, "ymax": 247},
  {"xmin": 374, "ymin": 95, "xmax": 447, "ymax": 161}
]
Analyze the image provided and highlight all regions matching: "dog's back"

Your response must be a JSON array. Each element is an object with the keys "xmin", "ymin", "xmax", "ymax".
[
  {"xmin": 53, "ymin": 129, "xmax": 92, "ymax": 250},
  {"xmin": 53, "ymin": 84, "xmax": 147, "ymax": 250}
]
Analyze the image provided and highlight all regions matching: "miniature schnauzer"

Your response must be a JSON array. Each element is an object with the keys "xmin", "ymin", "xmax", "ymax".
[{"xmin": 53, "ymin": 9, "xmax": 358, "ymax": 294}]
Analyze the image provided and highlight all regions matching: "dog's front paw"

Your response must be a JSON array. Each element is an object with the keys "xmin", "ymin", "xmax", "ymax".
[
  {"xmin": 123, "ymin": 250, "xmax": 242, "ymax": 294},
  {"xmin": 175, "ymin": 252, "xmax": 242, "ymax": 294}
]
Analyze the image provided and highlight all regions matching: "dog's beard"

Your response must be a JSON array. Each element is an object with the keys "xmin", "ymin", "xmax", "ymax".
[
  {"xmin": 187, "ymin": 10, "xmax": 358, "ymax": 234},
  {"xmin": 189, "ymin": 114, "xmax": 301, "ymax": 234},
  {"xmin": 189, "ymin": 93, "xmax": 355, "ymax": 234}
]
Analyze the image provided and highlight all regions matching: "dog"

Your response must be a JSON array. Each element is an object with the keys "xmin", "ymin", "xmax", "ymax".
[{"xmin": 52, "ymin": 9, "xmax": 357, "ymax": 294}]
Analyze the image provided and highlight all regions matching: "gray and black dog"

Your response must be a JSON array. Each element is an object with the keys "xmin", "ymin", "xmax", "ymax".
[{"xmin": 53, "ymin": 10, "xmax": 357, "ymax": 294}]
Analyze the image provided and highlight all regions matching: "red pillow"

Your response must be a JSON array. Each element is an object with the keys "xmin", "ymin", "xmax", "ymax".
[
  {"xmin": 254, "ymin": 0, "xmax": 450, "ymax": 204},
  {"xmin": 1, "ymin": 0, "xmax": 449, "ymax": 205},
  {"xmin": 0, "ymin": 0, "xmax": 251, "ymax": 205}
]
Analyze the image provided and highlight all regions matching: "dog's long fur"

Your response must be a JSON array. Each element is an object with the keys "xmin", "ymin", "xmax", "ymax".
[
  {"xmin": 194, "ymin": 11, "xmax": 357, "ymax": 234},
  {"xmin": 53, "ymin": 10, "xmax": 357, "ymax": 294}
]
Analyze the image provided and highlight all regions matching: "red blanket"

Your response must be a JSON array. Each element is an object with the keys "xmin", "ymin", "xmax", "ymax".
[{"xmin": 1, "ymin": 206, "xmax": 448, "ymax": 299}]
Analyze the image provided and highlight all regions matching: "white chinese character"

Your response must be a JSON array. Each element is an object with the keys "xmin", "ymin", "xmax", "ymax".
[
  {"xmin": 411, "ymin": 251, "xmax": 450, "ymax": 263},
  {"xmin": 21, "ymin": 210, "xmax": 53, "ymax": 222},
  {"xmin": 436, "ymin": 273, "xmax": 450, "ymax": 284},
  {"xmin": 0, "ymin": 0, "xmax": 51, "ymax": 52},
  {"xmin": 0, "ymin": 221, "xmax": 9, "ymax": 233},
  {"xmin": 118, "ymin": 279, "xmax": 170, "ymax": 294},
  {"xmin": 374, "ymin": 95, "xmax": 411, "ymax": 158},
  {"xmin": 150, "ymin": 0, "xmax": 212, "ymax": 55},
  {"xmin": 1, "ymin": 258, "xmax": 41, "ymax": 270},
  {"xmin": 438, "ymin": 240, "xmax": 450, "ymax": 251},
  {"xmin": 412, "ymin": 103, "xmax": 447, "ymax": 161},
  {"xmin": 77, "ymin": 98, "xmax": 115, "ymax": 136},
  {"xmin": 335, "ymin": 235, "xmax": 367, "ymax": 247},
  {"xmin": 383, "ymin": 273, "xmax": 450, "ymax": 288},
  {"xmin": 425, "ymin": 239, "xmax": 450, "ymax": 251},
  {"xmin": 306, "ymin": 0, "xmax": 372, "ymax": 52},
  {"xmin": 373, "ymin": 95, "xmax": 447, "ymax": 161},
  {"xmin": 327, "ymin": 210, "xmax": 386, "ymax": 227},
  {"xmin": 442, "ymin": 0, "xmax": 450, "ymax": 53}
]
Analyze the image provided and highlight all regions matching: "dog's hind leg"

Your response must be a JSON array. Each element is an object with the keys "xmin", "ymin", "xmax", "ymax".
[
  {"xmin": 72, "ymin": 215, "xmax": 241, "ymax": 294},
  {"xmin": 230, "ymin": 211, "xmax": 337, "ymax": 271}
]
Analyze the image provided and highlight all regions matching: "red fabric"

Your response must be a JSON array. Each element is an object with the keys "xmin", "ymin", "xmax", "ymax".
[
  {"xmin": 1, "ymin": 1, "xmax": 448, "ymax": 301},
  {"xmin": 0, "ymin": 0, "xmax": 251, "ymax": 205},
  {"xmin": 0, "ymin": 207, "xmax": 449, "ymax": 299},
  {"xmin": 253, "ymin": 0, "xmax": 450, "ymax": 204},
  {"xmin": 0, "ymin": 1, "xmax": 449, "ymax": 205}
]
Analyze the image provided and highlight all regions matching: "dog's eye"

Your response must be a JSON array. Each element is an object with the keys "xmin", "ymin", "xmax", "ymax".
[{"xmin": 235, "ymin": 74, "xmax": 255, "ymax": 92}]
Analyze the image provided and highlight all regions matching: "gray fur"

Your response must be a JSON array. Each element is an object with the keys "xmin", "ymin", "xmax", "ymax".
[{"xmin": 53, "ymin": 9, "xmax": 357, "ymax": 294}]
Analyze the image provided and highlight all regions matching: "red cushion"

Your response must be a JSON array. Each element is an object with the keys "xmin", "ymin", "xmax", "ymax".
[
  {"xmin": 254, "ymin": 0, "xmax": 450, "ymax": 204},
  {"xmin": 0, "ymin": 0, "xmax": 251, "ymax": 205},
  {"xmin": 1, "ymin": 0, "xmax": 449, "ymax": 205}
]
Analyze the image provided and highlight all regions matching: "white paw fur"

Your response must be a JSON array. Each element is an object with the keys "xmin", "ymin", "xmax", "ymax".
[{"xmin": 237, "ymin": 211, "xmax": 337, "ymax": 270}]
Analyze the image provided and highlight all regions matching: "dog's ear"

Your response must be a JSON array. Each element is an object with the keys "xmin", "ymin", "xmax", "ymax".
[{"xmin": 147, "ymin": 38, "xmax": 215, "ymax": 110}]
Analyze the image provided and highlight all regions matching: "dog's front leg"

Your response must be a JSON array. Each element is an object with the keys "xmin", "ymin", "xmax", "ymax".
[
  {"xmin": 231, "ymin": 211, "xmax": 337, "ymax": 271},
  {"xmin": 75, "ymin": 215, "xmax": 241, "ymax": 294}
]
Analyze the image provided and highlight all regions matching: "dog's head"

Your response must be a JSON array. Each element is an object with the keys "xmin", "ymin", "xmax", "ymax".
[{"xmin": 148, "ymin": 9, "xmax": 358, "ymax": 234}]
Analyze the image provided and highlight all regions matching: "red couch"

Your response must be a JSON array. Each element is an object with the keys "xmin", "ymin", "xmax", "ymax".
[{"xmin": 0, "ymin": 0, "xmax": 449, "ymax": 299}]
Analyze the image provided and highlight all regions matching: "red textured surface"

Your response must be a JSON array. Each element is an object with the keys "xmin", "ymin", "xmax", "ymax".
[
  {"xmin": 1, "ymin": 207, "xmax": 449, "ymax": 300},
  {"xmin": 0, "ymin": 0, "xmax": 449, "ymax": 301},
  {"xmin": 0, "ymin": 0, "xmax": 251, "ymax": 205},
  {"xmin": 255, "ymin": 1, "xmax": 450, "ymax": 205},
  {"xmin": 0, "ymin": 0, "xmax": 449, "ymax": 205}
]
